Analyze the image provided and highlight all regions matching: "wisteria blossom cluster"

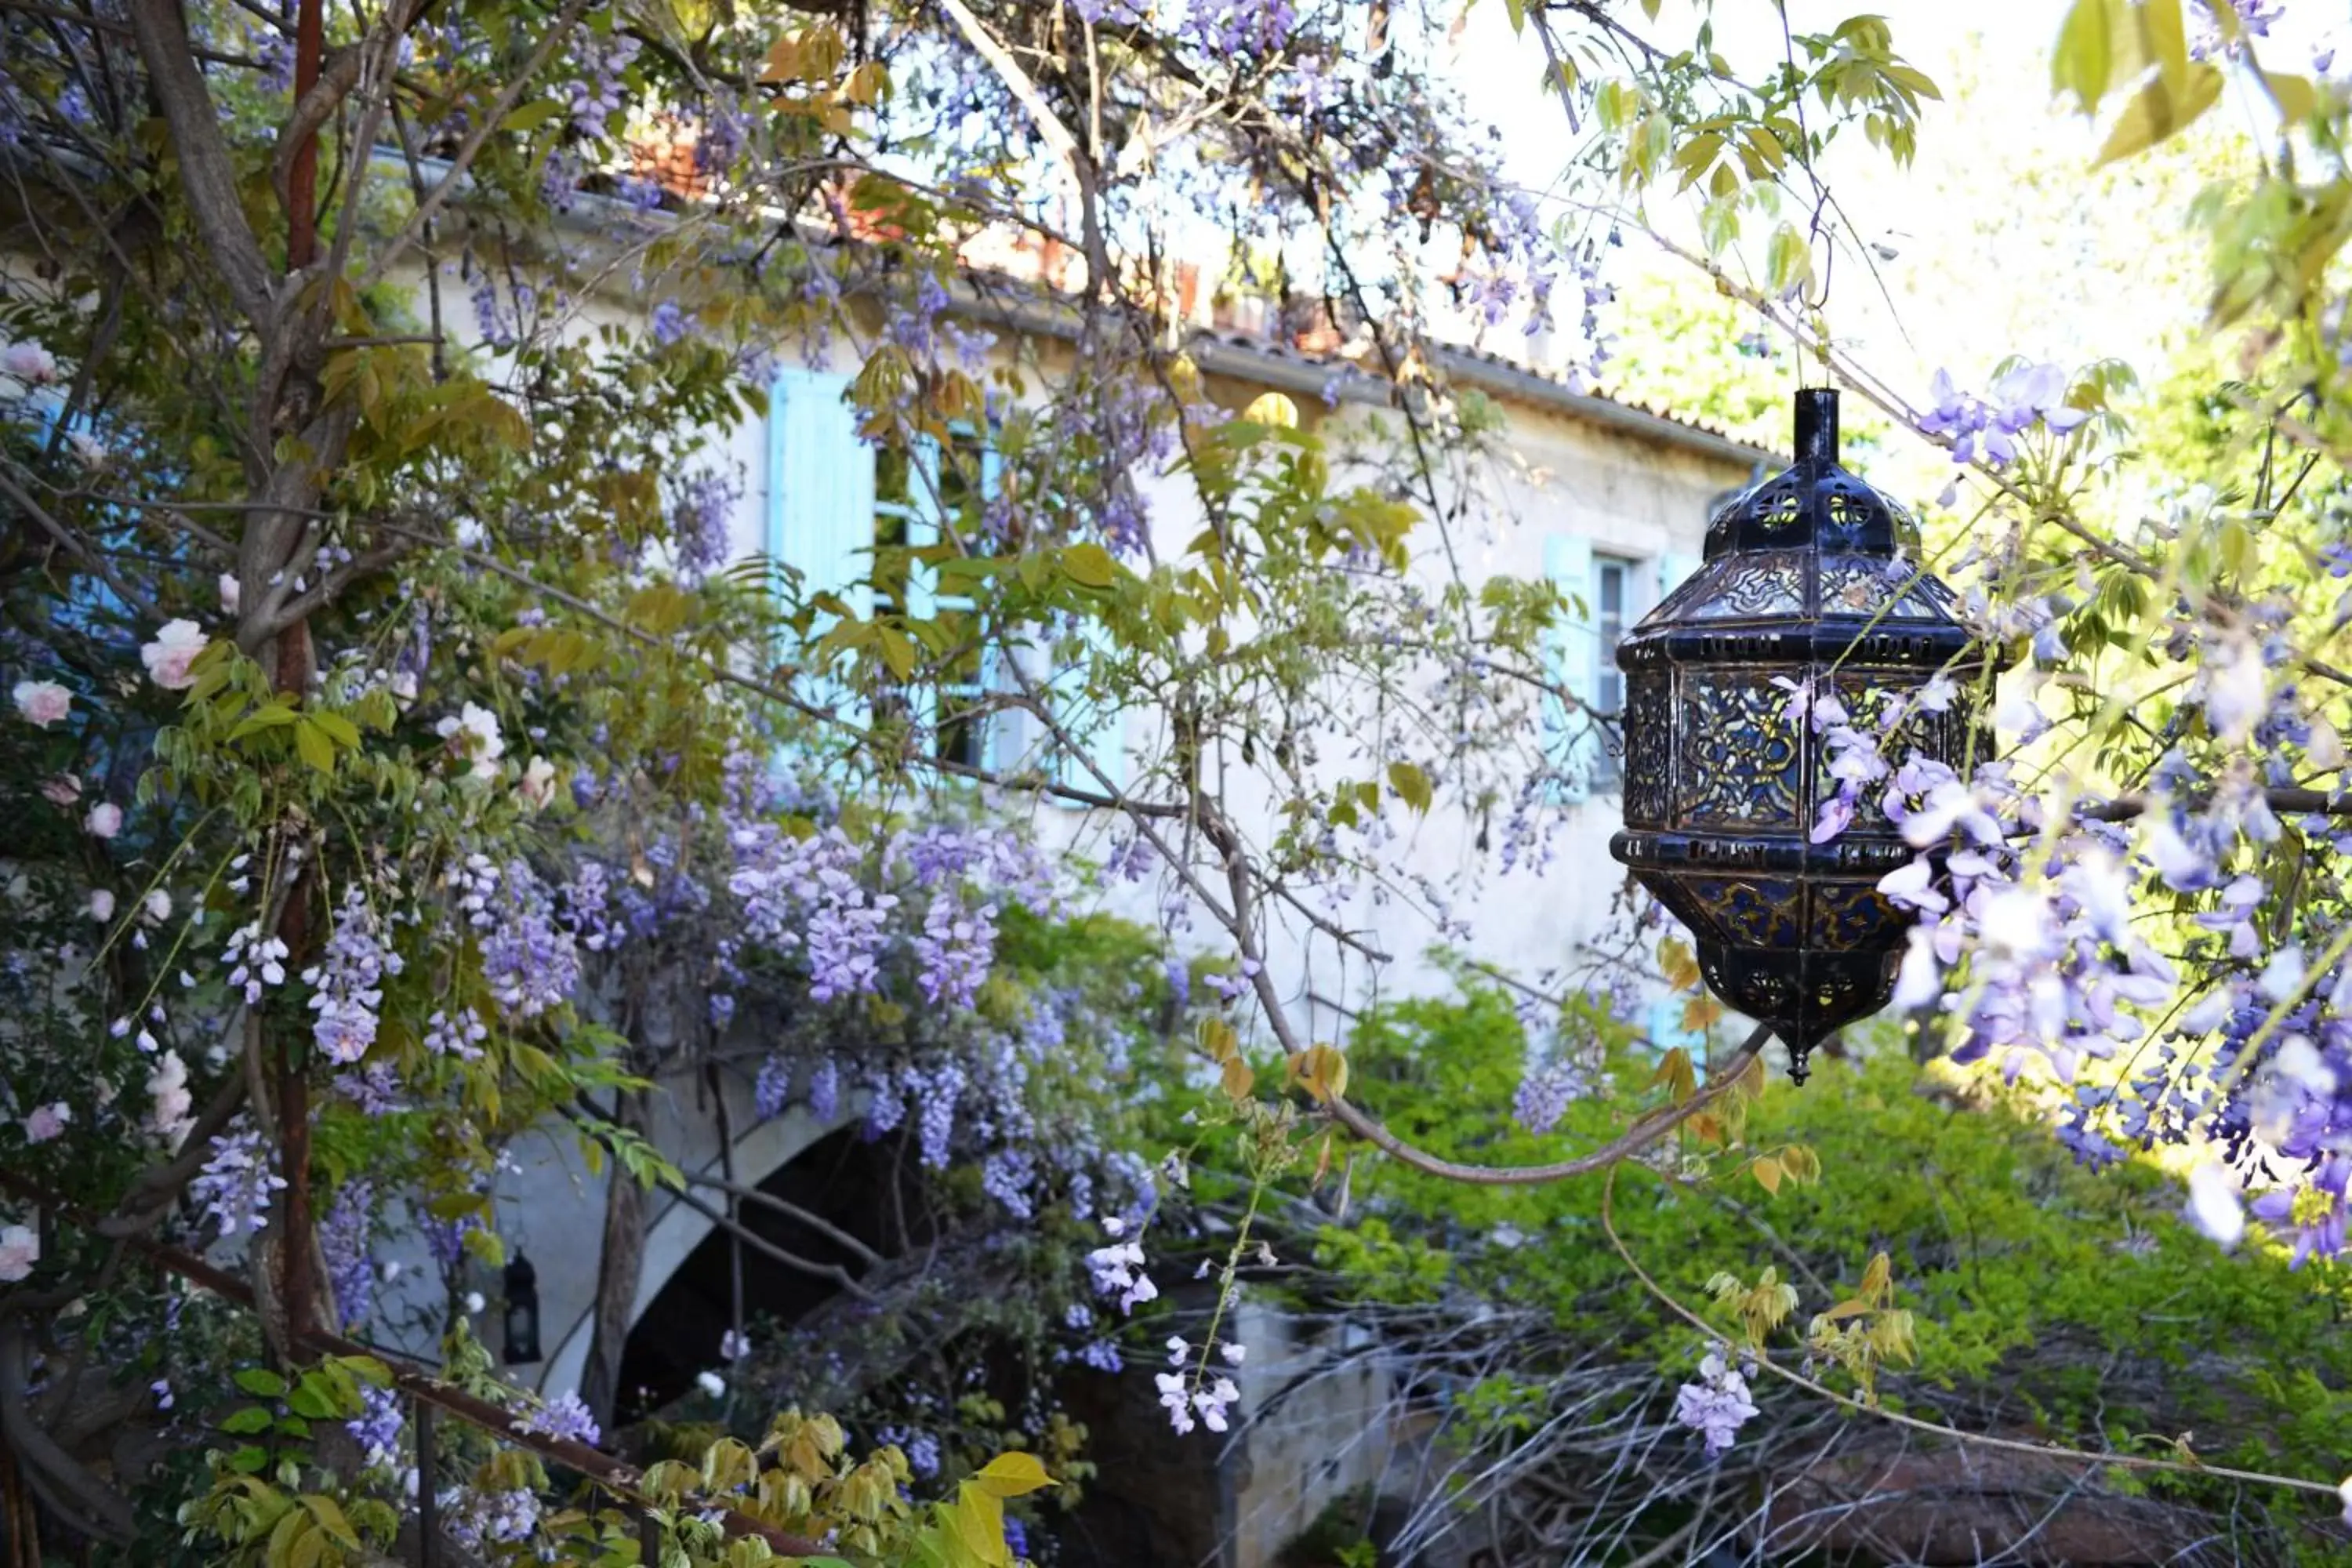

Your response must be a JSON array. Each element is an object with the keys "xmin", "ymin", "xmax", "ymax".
[
  {"xmin": 1918, "ymin": 362, "xmax": 2089, "ymax": 469},
  {"xmin": 1671, "ymin": 1346, "xmax": 1759, "ymax": 1457}
]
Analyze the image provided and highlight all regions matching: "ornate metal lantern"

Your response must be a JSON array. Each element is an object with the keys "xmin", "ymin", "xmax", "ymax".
[{"xmin": 1609, "ymin": 389, "xmax": 1987, "ymax": 1083}]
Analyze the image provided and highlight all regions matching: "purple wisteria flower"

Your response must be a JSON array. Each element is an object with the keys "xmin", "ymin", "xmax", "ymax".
[
  {"xmin": 2251, "ymin": 1155, "xmax": 2350, "ymax": 1269},
  {"xmin": 518, "ymin": 1388, "xmax": 601, "ymax": 1447},
  {"xmin": 321, "ymin": 1181, "xmax": 376, "ymax": 1330},
  {"xmin": 913, "ymin": 894, "xmax": 998, "ymax": 1007},
  {"xmin": 1918, "ymin": 363, "xmax": 2086, "ymax": 467},
  {"xmin": 1672, "ymin": 1348, "xmax": 1759, "ymax": 1456},
  {"xmin": 1512, "ymin": 1060, "xmax": 1589, "ymax": 1134},
  {"xmin": 346, "ymin": 1382, "xmax": 403, "ymax": 1469},
  {"xmin": 191, "ymin": 1127, "xmax": 286, "ymax": 1239},
  {"xmin": 304, "ymin": 887, "xmax": 403, "ymax": 1065}
]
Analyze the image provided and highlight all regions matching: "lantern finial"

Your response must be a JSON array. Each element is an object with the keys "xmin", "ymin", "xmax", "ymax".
[
  {"xmin": 1610, "ymin": 389, "xmax": 1991, "ymax": 1082},
  {"xmin": 1794, "ymin": 386, "xmax": 1838, "ymax": 467}
]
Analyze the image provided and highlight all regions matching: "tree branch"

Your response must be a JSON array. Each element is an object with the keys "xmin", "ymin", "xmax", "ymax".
[
  {"xmin": 122, "ymin": 0, "xmax": 278, "ymax": 326},
  {"xmin": 1319, "ymin": 1023, "xmax": 1769, "ymax": 1188},
  {"xmin": 358, "ymin": 0, "xmax": 595, "ymax": 290}
]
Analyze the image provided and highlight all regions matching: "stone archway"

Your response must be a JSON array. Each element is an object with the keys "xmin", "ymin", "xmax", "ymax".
[
  {"xmin": 503, "ymin": 1076, "xmax": 865, "ymax": 1407},
  {"xmin": 610, "ymin": 1116, "xmax": 904, "ymax": 1420}
]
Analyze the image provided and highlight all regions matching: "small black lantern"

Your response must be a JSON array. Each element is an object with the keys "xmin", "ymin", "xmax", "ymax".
[
  {"xmin": 502, "ymin": 1252, "xmax": 542, "ymax": 1365},
  {"xmin": 1610, "ymin": 388, "xmax": 1989, "ymax": 1083}
]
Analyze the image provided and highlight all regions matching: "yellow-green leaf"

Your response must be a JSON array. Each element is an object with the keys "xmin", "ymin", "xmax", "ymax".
[
  {"xmin": 1751, "ymin": 1155, "xmax": 1784, "ymax": 1196},
  {"xmin": 309, "ymin": 709, "xmax": 361, "ymax": 750},
  {"xmin": 499, "ymin": 99, "xmax": 564, "ymax": 133},
  {"xmin": 948, "ymin": 1485, "xmax": 1010, "ymax": 1566},
  {"xmin": 1061, "ymin": 543, "xmax": 1117, "ymax": 588},
  {"xmin": 1765, "ymin": 222, "xmax": 1814, "ymax": 296},
  {"xmin": 295, "ymin": 717, "xmax": 337, "ymax": 775},
  {"xmin": 2096, "ymin": 63, "xmax": 2221, "ymax": 164},
  {"xmin": 1220, "ymin": 1054, "xmax": 1254, "ymax": 1102},
  {"xmin": 2140, "ymin": 0, "xmax": 2187, "ymax": 91},
  {"xmin": 972, "ymin": 1450, "xmax": 1056, "ymax": 1498},
  {"xmin": 1386, "ymin": 760, "xmax": 1432, "ymax": 815},
  {"xmin": 2265, "ymin": 71, "xmax": 2315, "ymax": 125},
  {"xmin": 2052, "ymin": 0, "xmax": 2114, "ymax": 114},
  {"xmin": 877, "ymin": 625, "xmax": 916, "ymax": 681}
]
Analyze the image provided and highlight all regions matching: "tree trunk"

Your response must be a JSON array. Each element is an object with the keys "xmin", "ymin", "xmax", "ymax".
[{"xmin": 580, "ymin": 1088, "xmax": 648, "ymax": 1425}]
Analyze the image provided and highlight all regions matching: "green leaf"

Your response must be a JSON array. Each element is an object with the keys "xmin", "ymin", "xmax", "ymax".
[
  {"xmin": 309, "ymin": 709, "xmax": 361, "ymax": 750},
  {"xmin": 1060, "ymin": 543, "xmax": 1117, "ymax": 589},
  {"xmin": 2096, "ymin": 63, "xmax": 2221, "ymax": 164},
  {"xmin": 340, "ymin": 1356, "xmax": 394, "ymax": 1388},
  {"xmin": 294, "ymin": 717, "xmax": 338, "ymax": 775},
  {"xmin": 285, "ymin": 1381, "xmax": 336, "ymax": 1421},
  {"xmin": 2052, "ymin": 0, "xmax": 2114, "ymax": 114},
  {"xmin": 234, "ymin": 1368, "xmax": 290, "ymax": 1399},
  {"xmin": 227, "ymin": 702, "xmax": 300, "ymax": 739},
  {"xmin": 1386, "ymin": 760, "xmax": 1433, "ymax": 815},
  {"xmin": 499, "ymin": 99, "xmax": 564, "ymax": 133},
  {"xmin": 229, "ymin": 1444, "xmax": 270, "ymax": 1474},
  {"xmin": 220, "ymin": 1405, "xmax": 274, "ymax": 1434},
  {"xmin": 1765, "ymin": 222, "xmax": 1815, "ymax": 297}
]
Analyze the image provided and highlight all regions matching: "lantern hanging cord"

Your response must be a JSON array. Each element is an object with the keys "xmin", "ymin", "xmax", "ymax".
[{"xmin": 1319, "ymin": 1022, "xmax": 1770, "ymax": 1187}]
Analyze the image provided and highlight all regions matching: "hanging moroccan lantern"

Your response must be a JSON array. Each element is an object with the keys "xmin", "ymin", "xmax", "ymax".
[{"xmin": 1609, "ymin": 388, "xmax": 1990, "ymax": 1083}]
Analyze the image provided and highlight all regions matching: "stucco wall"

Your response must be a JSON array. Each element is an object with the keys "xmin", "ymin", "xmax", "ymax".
[{"xmin": 373, "ymin": 252, "xmax": 1757, "ymax": 1393}]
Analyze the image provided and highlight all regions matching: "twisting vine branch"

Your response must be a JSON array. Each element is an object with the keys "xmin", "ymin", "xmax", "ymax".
[{"xmin": 1597, "ymin": 1161, "xmax": 2341, "ymax": 1501}]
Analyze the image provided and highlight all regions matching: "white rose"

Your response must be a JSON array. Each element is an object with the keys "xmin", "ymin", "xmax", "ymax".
[
  {"xmin": 89, "ymin": 887, "xmax": 116, "ymax": 921},
  {"xmin": 519, "ymin": 756, "xmax": 557, "ymax": 810},
  {"xmin": 434, "ymin": 702, "xmax": 506, "ymax": 780},
  {"xmin": 85, "ymin": 802, "xmax": 123, "ymax": 839}
]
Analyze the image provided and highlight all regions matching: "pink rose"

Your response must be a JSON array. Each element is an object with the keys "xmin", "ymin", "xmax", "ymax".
[
  {"xmin": 86, "ymin": 802, "xmax": 122, "ymax": 839},
  {"xmin": 40, "ymin": 774, "xmax": 79, "ymax": 806},
  {"xmin": 23, "ymin": 1103, "xmax": 68, "ymax": 1143},
  {"xmin": 140, "ymin": 619, "xmax": 209, "ymax": 691},
  {"xmin": 89, "ymin": 888, "xmax": 115, "ymax": 921},
  {"xmin": 0, "ymin": 1225, "xmax": 36, "ymax": 1283},
  {"xmin": 11, "ymin": 680, "xmax": 69, "ymax": 727},
  {"xmin": 1, "ymin": 340, "xmax": 58, "ymax": 385}
]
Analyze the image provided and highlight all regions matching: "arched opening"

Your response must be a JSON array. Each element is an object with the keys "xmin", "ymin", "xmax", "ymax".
[{"xmin": 613, "ymin": 1121, "xmax": 909, "ymax": 1423}]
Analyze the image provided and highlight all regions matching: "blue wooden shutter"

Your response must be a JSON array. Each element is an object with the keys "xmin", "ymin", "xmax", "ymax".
[
  {"xmin": 1544, "ymin": 534, "xmax": 1595, "ymax": 803},
  {"xmin": 767, "ymin": 368, "xmax": 873, "ymax": 725},
  {"xmin": 1052, "ymin": 619, "xmax": 1125, "ymax": 801},
  {"xmin": 1646, "ymin": 993, "xmax": 1710, "ymax": 1058}
]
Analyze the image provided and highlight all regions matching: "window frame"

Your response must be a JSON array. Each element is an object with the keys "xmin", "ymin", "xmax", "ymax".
[{"xmin": 1590, "ymin": 553, "xmax": 1639, "ymax": 792}]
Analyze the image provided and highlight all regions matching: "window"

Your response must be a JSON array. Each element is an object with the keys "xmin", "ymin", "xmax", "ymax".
[
  {"xmin": 1592, "ymin": 557, "xmax": 1632, "ymax": 790},
  {"xmin": 873, "ymin": 434, "xmax": 996, "ymax": 770},
  {"xmin": 767, "ymin": 370, "xmax": 1124, "ymax": 795}
]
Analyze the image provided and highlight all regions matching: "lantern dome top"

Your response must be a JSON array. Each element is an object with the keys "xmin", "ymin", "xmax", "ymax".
[{"xmin": 1705, "ymin": 387, "xmax": 1920, "ymax": 561}]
